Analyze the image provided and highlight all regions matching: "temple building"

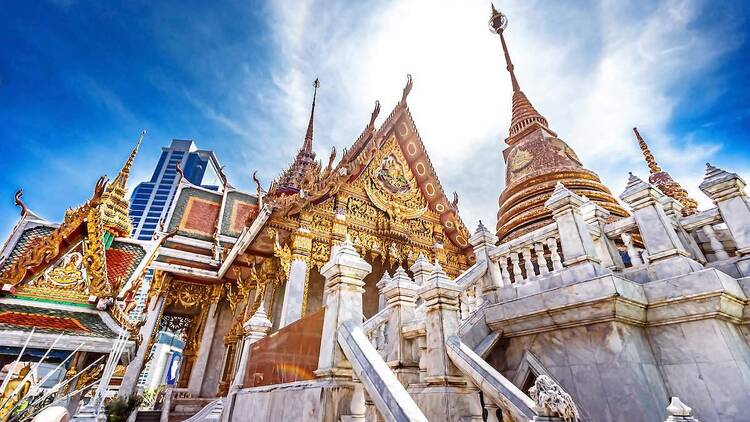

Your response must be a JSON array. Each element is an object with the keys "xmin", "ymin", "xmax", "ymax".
[
  {"xmin": 0, "ymin": 136, "xmax": 157, "ymax": 417},
  {"xmin": 4, "ymin": 5, "xmax": 750, "ymax": 422}
]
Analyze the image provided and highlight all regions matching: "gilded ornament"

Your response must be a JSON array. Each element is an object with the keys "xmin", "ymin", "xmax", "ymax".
[
  {"xmin": 510, "ymin": 149, "xmax": 533, "ymax": 172},
  {"xmin": 270, "ymin": 229, "xmax": 292, "ymax": 280},
  {"xmin": 364, "ymin": 136, "xmax": 427, "ymax": 222},
  {"xmin": 83, "ymin": 205, "xmax": 110, "ymax": 297}
]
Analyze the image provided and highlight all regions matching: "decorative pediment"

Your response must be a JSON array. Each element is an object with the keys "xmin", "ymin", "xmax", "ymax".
[
  {"xmin": 363, "ymin": 135, "xmax": 427, "ymax": 222},
  {"xmin": 17, "ymin": 242, "xmax": 90, "ymax": 303}
]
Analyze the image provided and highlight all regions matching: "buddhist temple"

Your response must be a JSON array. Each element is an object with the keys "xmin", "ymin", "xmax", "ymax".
[
  {"xmin": 0, "ymin": 134, "xmax": 157, "ymax": 417},
  {"xmin": 490, "ymin": 5, "xmax": 629, "ymax": 242},
  {"xmin": 4, "ymin": 4, "xmax": 750, "ymax": 422}
]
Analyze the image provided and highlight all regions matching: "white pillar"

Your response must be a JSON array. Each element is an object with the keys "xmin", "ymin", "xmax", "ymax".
[
  {"xmin": 409, "ymin": 253, "xmax": 434, "ymax": 286},
  {"xmin": 187, "ymin": 301, "xmax": 221, "ymax": 397},
  {"xmin": 418, "ymin": 263, "xmax": 463, "ymax": 385},
  {"xmin": 230, "ymin": 302, "xmax": 272, "ymax": 391},
  {"xmin": 315, "ymin": 237, "xmax": 372, "ymax": 378},
  {"xmin": 620, "ymin": 173, "xmax": 702, "ymax": 279},
  {"xmin": 120, "ymin": 294, "xmax": 165, "ymax": 397},
  {"xmin": 545, "ymin": 182, "xmax": 608, "ymax": 281},
  {"xmin": 382, "ymin": 267, "xmax": 419, "ymax": 368},
  {"xmin": 700, "ymin": 163, "xmax": 750, "ymax": 255},
  {"xmin": 279, "ymin": 228, "xmax": 313, "ymax": 328},
  {"xmin": 469, "ymin": 221, "xmax": 503, "ymax": 295}
]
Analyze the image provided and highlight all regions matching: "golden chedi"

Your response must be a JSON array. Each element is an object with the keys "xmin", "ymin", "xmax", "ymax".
[{"xmin": 489, "ymin": 5, "xmax": 628, "ymax": 242}]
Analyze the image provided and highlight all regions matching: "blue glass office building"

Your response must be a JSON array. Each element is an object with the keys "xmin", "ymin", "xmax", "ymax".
[{"xmin": 129, "ymin": 139, "xmax": 223, "ymax": 241}]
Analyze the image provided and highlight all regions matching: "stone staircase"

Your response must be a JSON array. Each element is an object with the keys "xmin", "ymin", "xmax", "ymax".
[
  {"xmin": 159, "ymin": 388, "xmax": 221, "ymax": 422},
  {"xmin": 134, "ymin": 410, "xmax": 161, "ymax": 422}
]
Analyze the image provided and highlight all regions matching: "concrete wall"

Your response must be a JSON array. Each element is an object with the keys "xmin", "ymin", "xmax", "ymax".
[{"xmin": 489, "ymin": 321, "xmax": 668, "ymax": 422}]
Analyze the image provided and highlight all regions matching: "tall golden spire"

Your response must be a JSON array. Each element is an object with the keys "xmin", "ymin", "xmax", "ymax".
[
  {"xmin": 632, "ymin": 127, "xmax": 698, "ymax": 216},
  {"xmin": 489, "ymin": 4, "xmax": 549, "ymax": 143},
  {"xmin": 303, "ymin": 78, "xmax": 320, "ymax": 154},
  {"xmin": 490, "ymin": 5, "xmax": 629, "ymax": 241},
  {"xmin": 271, "ymin": 79, "xmax": 321, "ymax": 195},
  {"xmin": 100, "ymin": 130, "xmax": 145, "ymax": 238},
  {"xmin": 633, "ymin": 127, "xmax": 662, "ymax": 174}
]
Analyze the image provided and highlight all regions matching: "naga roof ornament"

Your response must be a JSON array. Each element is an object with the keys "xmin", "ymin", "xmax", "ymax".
[{"xmin": 633, "ymin": 127, "xmax": 698, "ymax": 216}]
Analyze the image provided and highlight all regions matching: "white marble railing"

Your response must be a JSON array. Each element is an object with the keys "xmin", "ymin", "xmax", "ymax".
[
  {"xmin": 453, "ymin": 261, "xmax": 488, "ymax": 322},
  {"xmin": 338, "ymin": 320, "xmax": 429, "ymax": 422},
  {"xmin": 488, "ymin": 223, "xmax": 562, "ymax": 285},
  {"xmin": 680, "ymin": 208, "xmax": 736, "ymax": 264},
  {"xmin": 601, "ymin": 216, "xmax": 648, "ymax": 269},
  {"xmin": 445, "ymin": 335, "xmax": 536, "ymax": 422}
]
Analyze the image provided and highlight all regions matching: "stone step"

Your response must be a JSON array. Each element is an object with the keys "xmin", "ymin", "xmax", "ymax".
[
  {"xmin": 168, "ymin": 412, "xmax": 194, "ymax": 422},
  {"xmin": 135, "ymin": 410, "xmax": 161, "ymax": 422}
]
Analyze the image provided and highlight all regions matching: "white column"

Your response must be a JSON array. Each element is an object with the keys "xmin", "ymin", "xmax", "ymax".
[
  {"xmin": 315, "ymin": 237, "xmax": 372, "ymax": 378},
  {"xmin": 409, "ymin": 253, "xmax": 434, "ymax": 286},
  {"xmin": 522, "ymin": 247, "xmax": 536, "ymax": 281},
  {"xmin": 382, "ymin": 267, "xmax": 419, "ymax": 367},
  {"xmin": 230, "ymin": 302, "xmax": 272, "ymax": 391},
  {"xmin": 702, "ymin": 224, "xmax": 730, "ymax": 261},
  {"xmin": 279, "ymin": 228, "xmax": 313, "ymax": 328},
  {"xmin": 620, "ymin": 232, "xmax": 641, "ymax": 267},
  {"xmin": 545, "ymin": 182, "xmax": 607, "ymax": 280},
  {"xmin": 498, "ymin": 257, "xmax": 511, "ymax": 286},
  {"xmin": 187, "ymin": 301, "xmax": 221, "ymax": 397},
  {"xmin": 469, "ymin": 221, "xmax": 503, "ymax": 294},
  {"xmin": 418, "ymin": 263, "xmax": 463, "ymax": 385},
  {"xmin": 510, "ymin": 253, "xmax": 523, "ymax": 283},
  {"xmin": 120, "ymin": 294, "xmax": 165, "ymax": 397},
  {"xmin": 700, "ymin": 163, "xmax": 750, "ymax": 255},
  {"xmin": 534, "ymin": 242, "xmax": 549, "ymax": 275},
  {"xmin": 620, "ymin": 173, "xmax": 702, "ymax": 278},
  {"xmin": 547, "ymin": 238, "xmax": 563, "ymax": 271}
]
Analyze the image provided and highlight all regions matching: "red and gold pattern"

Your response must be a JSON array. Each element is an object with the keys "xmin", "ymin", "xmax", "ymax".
[
  {"xmin": 180, "ymin": 197, "xmax": 221, "ymax": 237},
  {"xmin": 0, "ymin": 311, "xmax": 89, "ymax": 332}
]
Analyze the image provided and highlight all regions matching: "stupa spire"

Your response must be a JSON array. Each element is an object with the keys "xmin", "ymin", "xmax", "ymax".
[
  {"xmin": 633, "ymin": 127, "xmax": 662, "ymax": 174},
  {"xmin": 489, "ymin": 4, "xmax": 549, "ymax": 141},
  {"xmin": 632, "ymin": 127, "xmax": 698, "ymax": 216},
  {"xmin": 100, "ymin": 130, "xmax": 145, "ymax": 238},
  {"xmin": 303, "ymin": 78, "xmax": 320, "ymax": 154},
  {"xmin": 111, "ymin": 129, "xmax": 145, "ymax": 190}
]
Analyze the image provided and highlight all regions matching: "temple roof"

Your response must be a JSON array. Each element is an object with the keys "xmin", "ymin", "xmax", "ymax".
[{"xmin": 270, "ymin": 79, "xmax": 321, "ymax": 196}]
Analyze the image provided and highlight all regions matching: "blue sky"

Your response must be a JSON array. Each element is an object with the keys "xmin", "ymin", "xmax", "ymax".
[{"xmin": 1, "ymin": 0, "xmax": 749, "ymax": 240}]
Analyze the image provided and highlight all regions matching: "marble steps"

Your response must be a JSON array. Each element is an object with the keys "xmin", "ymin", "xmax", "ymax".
[{"xmin": 134, "ymin": 410, "xmax": 161, "ymax": 422}]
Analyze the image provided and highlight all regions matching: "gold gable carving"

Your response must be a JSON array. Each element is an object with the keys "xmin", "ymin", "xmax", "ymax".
[{"xmin": 364, "ymin": 136, "xmax": 427, "ymax": 223}]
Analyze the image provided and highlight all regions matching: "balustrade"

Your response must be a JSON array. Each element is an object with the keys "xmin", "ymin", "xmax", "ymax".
[{"xmin": 487, "ymin": 224, "xmax": 562, "ymax": 286}]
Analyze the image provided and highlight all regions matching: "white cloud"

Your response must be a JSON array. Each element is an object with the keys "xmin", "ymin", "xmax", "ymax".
[{"xmin": 253, "ymin": 0, "xmax": 740, "ymax": 229}]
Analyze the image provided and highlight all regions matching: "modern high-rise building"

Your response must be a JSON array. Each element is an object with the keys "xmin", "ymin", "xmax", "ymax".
[
  {"xmin": 129, "ymin": 139, "xmax": 223, "ymax": 241},
  {"xmin": 128, "ymin": 139, "xmax": 224, "ymax": 389}
]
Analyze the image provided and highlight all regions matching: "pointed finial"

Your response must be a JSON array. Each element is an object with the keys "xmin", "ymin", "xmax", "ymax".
[
  {"xmin": 489, "ymin": 6, "xmax": 519, "ymax": 92},
  {"xmin": 368, "ymin": 100, "xmax": 381, "ymax": 129},
  {"xmin": 401, "ymin": 74, "xmax": 413, "ymax": 103},
  {"xmin": 303, "ymin": 78, "xmax": 320, "ymax": 154},
  {"xmin": 14, "ymin": 189, "xmax": 28, "ymax": 218},
  {"xmin": 112, "ymin": 129, "xmax": 145, "ymax": 189},
  {"xmin": 632, "ymin": 127, "xmax": 662, "ymax": 174}
]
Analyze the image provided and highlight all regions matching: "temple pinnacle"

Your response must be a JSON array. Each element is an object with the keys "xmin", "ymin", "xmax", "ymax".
[
  {"xmin": 303, "ymin": 78, "xmax": 320, "ymax": 154},
  {"xmin": 632, "ymin": 127, "xmax": 698, "ymax": 216},
  {"xmin": 112, "ymin": 129, "xmax": 145, "ymax": 190},
  {"xmin": 633, "ymin": 127, "xmax": 662, "ymax": 174},
  {"xmin": 489, "ymin": 5, "xmax": 548, "ymax": 142}
]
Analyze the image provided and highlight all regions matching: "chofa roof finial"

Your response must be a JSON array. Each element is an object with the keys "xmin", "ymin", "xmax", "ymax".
[{"xmin": 401, "ymin": 74, "xmax": 413, "ymax": 104}]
